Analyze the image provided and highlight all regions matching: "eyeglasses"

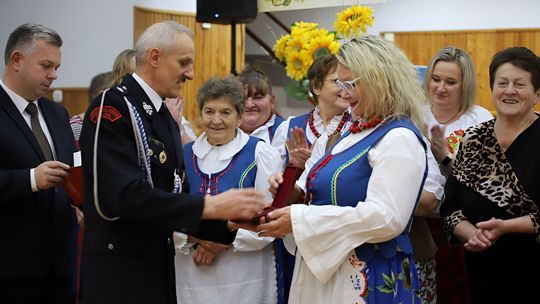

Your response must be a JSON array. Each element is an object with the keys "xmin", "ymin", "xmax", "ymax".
[{"xmin": 335, "ymin": 78, "xmax": 360, "ymax": 94}]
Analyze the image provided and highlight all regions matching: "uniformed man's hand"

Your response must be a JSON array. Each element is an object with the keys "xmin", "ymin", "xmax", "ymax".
[
  {"xmin": 35, "ymin": 161, "xmax": 70, "ymax": 190},
  {"xmin": 202, "ymin": 188, "xmax": 266, "ymax": 221}
]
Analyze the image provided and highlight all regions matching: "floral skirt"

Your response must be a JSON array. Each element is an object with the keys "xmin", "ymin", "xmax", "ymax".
[
  {"xmin": 359, "ymin": 252, "xmax": 420, "ymax": 303},
  {"xmin": 415, "ymin": 258, "xmax": 436, "ymax": 304}
]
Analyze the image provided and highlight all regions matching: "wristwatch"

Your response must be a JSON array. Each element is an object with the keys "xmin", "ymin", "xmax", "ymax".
[{"xmin": 440, "ymin": 154, "xmax": 453, "ymax": 166}]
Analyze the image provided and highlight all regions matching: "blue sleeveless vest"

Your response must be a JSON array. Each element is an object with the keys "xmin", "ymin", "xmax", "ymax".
[
  {"xmin": 183, "ymin": 136, "xmax": 260, "ymax": 195},
  {"xmin": 282, "ymin": 113, "xmax": 311, "ymax": 165},
  {"xmin": 305, "ymin": 118, "xmax": 427, "ymax": 261},
  {"xmin": 268, "ymin": 115, "xmax": 285, "ymax": 142}
]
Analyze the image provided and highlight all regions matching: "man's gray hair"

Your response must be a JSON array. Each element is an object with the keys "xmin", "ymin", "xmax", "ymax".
[
  {"xmin": 4, "ymin": 23, "xmax": 62, "ymax": 65},
  {"xmin": 135, "ymin": 21, "xmax": 193, "ymax": 65}
]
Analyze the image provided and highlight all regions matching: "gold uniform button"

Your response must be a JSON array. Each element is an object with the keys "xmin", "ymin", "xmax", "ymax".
[{"xmin": 107, "ymin": 243, "xmax": 114, "ymax": 250}]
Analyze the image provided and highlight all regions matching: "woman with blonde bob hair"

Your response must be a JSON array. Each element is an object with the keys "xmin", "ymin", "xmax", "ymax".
[
  {"xmin": 259, "ymin": 35, "xmax": 429, "ymax": 303},
  {"xmin": 422, "ymin": 46, "xmax": 492, "ymax": 304}
]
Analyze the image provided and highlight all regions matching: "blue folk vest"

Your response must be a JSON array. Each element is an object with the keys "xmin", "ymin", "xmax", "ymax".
[
  {"xmin": 305, "ymin": 118, "xmax": 427, "ymax": 261},
  {"xmin": 183, "ymin": 136, "xmax": 260, "ymax": 195}
]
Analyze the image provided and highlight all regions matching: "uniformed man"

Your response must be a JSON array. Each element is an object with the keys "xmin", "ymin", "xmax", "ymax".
[{"xmin": 79, "ymin": 21, "xmax": 266, "ymax": 304}]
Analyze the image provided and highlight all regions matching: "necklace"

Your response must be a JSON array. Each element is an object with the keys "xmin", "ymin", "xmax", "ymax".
[
  {"xmin": 349, "ymin": 116, "xmax": 384, "ymax": 134},
  {"xmin": 308, "ymin": 110, "xmax": 350, "ymax": 138},
  {"xmin": 434, "ymin": 108, "xmax": 461, "ymax": 125}
]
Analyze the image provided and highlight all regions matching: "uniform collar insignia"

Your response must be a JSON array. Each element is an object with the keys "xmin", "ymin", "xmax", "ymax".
[{"xmin": 143, "ymin": 101, "xmax": 153, "ymax": 116}]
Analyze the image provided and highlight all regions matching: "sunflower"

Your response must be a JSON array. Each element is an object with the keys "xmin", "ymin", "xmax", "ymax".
[
  {"xmin": 286, "ymin": 35, "xmax": 306, "ymax": 53},
  {"xmin": 271, "ymin": 19, "xmax": 347, "ymax": 100},
  {"xmin": 307, "ymin": 33, "xmax": 340, "ymax": 59},
  {"xmin": 273, "ymin": 34, "xmax": 289, "ymax": 62},
  {"xmin": 334, "ymin": 5, "xmax": 375, "ymax": 38},
  {"xmin": 285, "ymin": 50, "xmax": 312, "ymax": 81},
  {"xmin": 292, "ymin": 21, "xmax": 319, "ymax": 31}
]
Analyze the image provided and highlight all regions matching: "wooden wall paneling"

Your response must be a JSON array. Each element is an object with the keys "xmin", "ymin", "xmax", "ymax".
[
  {"xmin": 387, "ymin": 28, "xmax": 540, "ymax": 113},
  {"xmin": 133, "ymin": 6, "xmax": 245, "ymax": 135},
  {"xmin": 44, "ymin": 87, "xmax": 89, "ymax": 117}
]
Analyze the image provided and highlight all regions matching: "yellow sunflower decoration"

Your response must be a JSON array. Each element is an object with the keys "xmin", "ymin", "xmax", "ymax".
[
  {"xmin": 334, "ymin": 5, "xmax": 375, "ymax": 38},
  {"xmin": 273, "ymin": 6, "xmax": 374, "ymax": 101},
  {"xmin": 272, "ymin": 22, "xmax": 340, "ymax": 100}
]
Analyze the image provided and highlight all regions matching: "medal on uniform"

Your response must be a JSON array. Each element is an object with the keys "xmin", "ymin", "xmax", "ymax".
[{"xmin": 159, "ymin": 151, "xmax": 167, "ymax": 164}]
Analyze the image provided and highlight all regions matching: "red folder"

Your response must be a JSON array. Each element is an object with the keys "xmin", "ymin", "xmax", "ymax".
[
  {"xmin": 250, "ymin": 165, "xmax": 303, "ymax": 224},
  {"xmin": 62, "ymin": 166, "xmax": 83, "ymax": 206}
]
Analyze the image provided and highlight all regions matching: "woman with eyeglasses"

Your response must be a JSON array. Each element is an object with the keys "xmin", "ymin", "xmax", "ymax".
[
  {"xmin": 270, "ymin": 54, "xmax": 351, "ymax": 304},
  {"xmin": 422, "ymin": 46, "xmax": 492, "ymax": 304},
  {"xmin": 272, "ymin": 54, "xmax": 351, "ymax": 168},
  {"xmin": 257, "ymin": 35, "xmax": 429, "ymax": 303}
]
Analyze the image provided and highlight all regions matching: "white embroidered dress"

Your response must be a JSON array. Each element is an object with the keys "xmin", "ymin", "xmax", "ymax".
[{"xmin": 174, "ymin": 130, "xmax": 280, "ymax": 304}]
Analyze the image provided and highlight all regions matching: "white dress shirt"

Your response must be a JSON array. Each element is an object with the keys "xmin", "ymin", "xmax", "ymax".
[{"xmin": 0, "ymin": 80, "xmax": 56, "ymax": 192}]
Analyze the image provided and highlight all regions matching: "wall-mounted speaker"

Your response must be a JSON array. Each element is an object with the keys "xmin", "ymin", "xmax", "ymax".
[{"xmin": 196, "ymin": 0, "xmax": 258, "ymax": 24}]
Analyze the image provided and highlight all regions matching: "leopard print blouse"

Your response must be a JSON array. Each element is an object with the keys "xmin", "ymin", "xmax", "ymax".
[{"xmin": 443, "ymin": 120, "xmax": 540, "ymax": 242}]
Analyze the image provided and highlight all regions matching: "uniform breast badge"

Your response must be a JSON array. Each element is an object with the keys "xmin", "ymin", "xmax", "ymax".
[{"xmin": 143, "ymin": 101, "xmax": 154, "ymax": 115}]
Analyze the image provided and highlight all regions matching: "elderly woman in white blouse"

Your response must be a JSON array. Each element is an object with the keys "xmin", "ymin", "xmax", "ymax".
[{"xmin": 173, "ymin": 76, "xmax": 281, "ymax": 304}]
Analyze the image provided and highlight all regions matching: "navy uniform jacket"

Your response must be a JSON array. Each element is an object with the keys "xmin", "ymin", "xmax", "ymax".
[
  {"xmin": 79, "ymin": 74, "xmax": 236, "ymax": 304},
  {"xmin": 0, "ymin": 87, "xmax": 76, "ymax": 280}
]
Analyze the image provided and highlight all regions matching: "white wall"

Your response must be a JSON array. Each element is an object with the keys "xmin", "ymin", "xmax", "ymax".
[
  {"xmin": 1, "ymin": 0, "xmax": 539, "ymax": 87},
  {"xmin": 0, "ymin": 0, "xmax": 196, "ymax": 87},
  {"xmin": 246, "ymin": 0, "xmax": 540, "ymax": 55}
]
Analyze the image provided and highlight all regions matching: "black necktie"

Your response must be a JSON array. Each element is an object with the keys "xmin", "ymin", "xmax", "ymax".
[{"xmin": 25, "ymin": 103, "xmax": 53, "ymax": 161}]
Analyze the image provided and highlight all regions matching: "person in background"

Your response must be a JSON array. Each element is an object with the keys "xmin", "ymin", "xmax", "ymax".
[
  {"xmin": 111, "ymin": 48, "xmax": 136, "ymax": 86},
  {"xmin": 238, "ymin": 65, "xmax": 285, "ymax": 144},
  {"xmin": 441, "ymin": 46, "xmax": 540, "ymax": 303},
  {"xmin": 68, "ymin": 71, "xmax": 112, "ymax": 302},
  {"xmin": 79, "ymin": 21, "xmax": 266, "ymax": 304},
  {"xmin": 0, "ymin": 23, "xmax": 77, "ymax": 304},
  {"xmin": 164, "ymin": 96, "xmax": 197, "ymax": 144},
  {"xmin": 237, "ymin": 65, "xmax": 289, "ymax": 303},
  {"xmin": 272, "ymin": 54, "xmax": 351, "ymax": 169},
  {"xmin": 270, "ymin": 54, "xmax": 351, "ymax": 303},
  {"xmin": 70, "ymin": 71, "xmax": 113, "ymax": 148},
  {"xmin": 422, "ymin": 46, "xmax": 493, "ymax": 304},
  {"xmin": 259, "ymin": 35, "xmax": 428, "ymax": 304},
  {"xmin": 174, "ymin": 76, "xmax": 280, "ymax": 303}
]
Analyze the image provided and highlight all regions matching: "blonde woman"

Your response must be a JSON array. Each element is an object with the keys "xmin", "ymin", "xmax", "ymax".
[
  {"xmin": 260, "ymin": 35, "xmax": 428, "ymax": 304},
  {"xmin": 111, "ymin": 48, "xmax": 136, "ymax": 86}
]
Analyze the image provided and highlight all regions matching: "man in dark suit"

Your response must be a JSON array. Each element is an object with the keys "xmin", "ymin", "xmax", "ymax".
[
  {"xmin": 79, "ymin": 21, "xmax": 266, "ymax": 304},
  {"xmin": 0, "ymin": 23, "xmax": 77, "ymax": 304}
]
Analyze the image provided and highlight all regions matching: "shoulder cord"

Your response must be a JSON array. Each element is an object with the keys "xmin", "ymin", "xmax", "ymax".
[{"xmin": 93, "ymin": 88, "xmax": 154, "ymax": 221}]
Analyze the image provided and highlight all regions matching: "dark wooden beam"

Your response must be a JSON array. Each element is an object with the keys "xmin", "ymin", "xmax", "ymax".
[{"xmin": 264, "ymin": 12, "xmax": 291, "ymax": 34}]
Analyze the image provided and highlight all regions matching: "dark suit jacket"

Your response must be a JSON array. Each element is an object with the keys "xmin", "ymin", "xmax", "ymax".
[
  {"xmin": 0, "ymin": 86, "xmax": 76, "ymax": 279},
  {"xmin": 79, "ymin": 74, "xmax": 236, "ymax": 304}
]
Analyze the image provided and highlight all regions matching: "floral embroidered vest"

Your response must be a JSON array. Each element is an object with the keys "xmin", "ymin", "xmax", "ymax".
[{"xmin": 183, "ymin": 136, "xmax": 259, "ymax": 195}]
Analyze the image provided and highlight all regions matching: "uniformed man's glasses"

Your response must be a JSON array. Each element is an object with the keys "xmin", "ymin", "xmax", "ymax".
[{"xmin": 336, "ymin": 78, "xmax": 360, "ymax": 94}]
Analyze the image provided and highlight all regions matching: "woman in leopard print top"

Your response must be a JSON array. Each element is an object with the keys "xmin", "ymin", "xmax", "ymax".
[{"xmin": 441, "ymin": 47, "xmax": 540, "ymax": 303}]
